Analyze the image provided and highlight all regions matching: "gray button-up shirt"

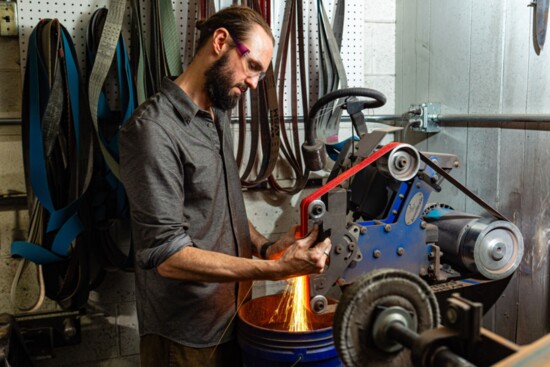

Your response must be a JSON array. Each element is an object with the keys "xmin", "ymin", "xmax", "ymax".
[{"xmin": 120, "ymin": 78, "xmax": 252, "ymax": 347}]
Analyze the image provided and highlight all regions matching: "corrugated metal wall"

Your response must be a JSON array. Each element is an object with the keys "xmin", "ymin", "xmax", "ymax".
[{"xmin": 396, "ymin": 0, "xmax": 550, "ymax": 344}]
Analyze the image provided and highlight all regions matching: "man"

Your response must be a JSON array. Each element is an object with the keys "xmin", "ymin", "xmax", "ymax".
[{"xmin": 119, "ymin": 5, "xmax": 331, "ymax": 367}]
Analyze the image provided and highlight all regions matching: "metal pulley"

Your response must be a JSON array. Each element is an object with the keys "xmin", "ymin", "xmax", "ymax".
[{"xmin": 376, "ymin": 144, "xmax": 421, "ymax": 181}]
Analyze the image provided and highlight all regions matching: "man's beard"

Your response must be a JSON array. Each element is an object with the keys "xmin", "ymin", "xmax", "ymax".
[{"xmin": 205, "ymin": 52, "xmax": 246, "ymax": 111}]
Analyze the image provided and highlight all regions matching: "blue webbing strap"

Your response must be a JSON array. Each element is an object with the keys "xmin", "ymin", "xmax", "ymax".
[
  {"xmin": 86, "ymin": 7, "xmax": 136, "ymax": 269},
  {"xmin": 12, "ymin": 21, "xmax": 85, "ymax": 264}
]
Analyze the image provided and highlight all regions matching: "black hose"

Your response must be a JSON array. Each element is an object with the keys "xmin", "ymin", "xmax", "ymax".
[{"xmin": 305, "ymin": 87, "xmax": 386, "ymax": 145}]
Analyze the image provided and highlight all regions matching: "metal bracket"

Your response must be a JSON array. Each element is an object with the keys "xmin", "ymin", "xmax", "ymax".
[
  {"xmin": 409, "ymin": 102, "xmax": 441, "ymax": 133},
  {"xmin": 0, "ymin": 1, "xmax": 17, "ymax": 37},
  {"xmin": 16, "ymin": 311, "xmax": 82, "ymax": 360}
]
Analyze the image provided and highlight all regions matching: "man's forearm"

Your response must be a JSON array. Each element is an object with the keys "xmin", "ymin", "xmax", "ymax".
[{"xmin": 156, "ymin": 246, "xmax": 282, "ymax": 282}]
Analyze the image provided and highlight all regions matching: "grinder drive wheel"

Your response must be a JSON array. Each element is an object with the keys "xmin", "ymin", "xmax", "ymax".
[{"xmin": 333, "ymin": 268, "xmax": 440, "ymax": 367}]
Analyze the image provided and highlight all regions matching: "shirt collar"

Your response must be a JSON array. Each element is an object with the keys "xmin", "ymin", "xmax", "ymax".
[{"xmin": 159, "ymin": 77, "xmax": 205, "ymax": 123}]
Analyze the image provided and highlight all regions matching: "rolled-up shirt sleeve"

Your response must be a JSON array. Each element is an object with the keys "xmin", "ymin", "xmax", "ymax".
[{"xmin": 120, "ymin": 114, "xmax": 192, "ymax": 269}]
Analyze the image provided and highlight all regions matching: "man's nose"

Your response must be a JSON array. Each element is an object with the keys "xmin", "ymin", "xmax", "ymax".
[{"xmin": 245, "ymin": 75, "xmax": 259, "ymax": 90}]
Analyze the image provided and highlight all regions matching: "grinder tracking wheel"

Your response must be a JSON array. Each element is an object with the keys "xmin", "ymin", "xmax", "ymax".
[{"xmin": 333, "ymin": 269, "xmax": 440, "ymax": 367}]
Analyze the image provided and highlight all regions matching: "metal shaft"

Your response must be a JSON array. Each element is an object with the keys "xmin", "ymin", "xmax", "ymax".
[
  {"xmin": 386, "ymin": 321, "xmax": 418, "ymax": 348},
  {"xmin": 363, "ymin": 113, "xmax": 550, "ymax": 124},
  {"xmin": 386, "ymin": 322, "xmax": 477, "ymax": 367}
]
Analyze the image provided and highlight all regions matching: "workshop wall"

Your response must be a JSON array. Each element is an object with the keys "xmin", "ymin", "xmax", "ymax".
[
  {"xmin": 396, "ymin": 0, "xmax": 550, "ymax": 345},
  {"xmin": 0, "ymin": 1, "xmax": 396, "ymax": 366}
]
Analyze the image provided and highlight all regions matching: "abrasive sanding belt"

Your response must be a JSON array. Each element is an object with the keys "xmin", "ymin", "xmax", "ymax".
[
  {"xmin": 12, "ymin": 18, "xmax": 94, "ymax": 310},
  {"xmin": 86, "ymin": 7, "xmax": 137, "ymax": 272},
  {"xmin": 149, "ymin": 0, "xmax": 183, "ymax": 90},
  {"xmin": 130, "ymin": 0, "xmax": 155, "ymax": 104},
  {"xmin": 238, "ymin": 0, "xmax": 281, "ymax": 188},
  {"xmin": 267, "ymin": 0, "xmax": 307, "ymax": 194}
]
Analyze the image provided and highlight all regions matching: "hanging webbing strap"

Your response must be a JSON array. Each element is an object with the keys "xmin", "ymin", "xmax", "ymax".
[
  {"xmin": 87, "ymin": 7, "xmax": 137, "ymax": 271},
  {"xmin": 12, "ymin": 17, "xmax": 95, "ymax": 311},
  {"xmin": 268, "ymin": 0, "xmax": 309, "ymax": 194},
  {"xmin": 88, "ymin": 0, "xmax": 127, "ymax": 180},
  {"xmin": 130, "ymin": 0, "xmax": 155, "ymax": 104},
  {"xmin": 11, "ymin": 19, "xmax": 92, "ymax": 264},
  {"xmin": 159, "ymin": 0, "xmax": 183, "ymax": 76},
  {"xmin": 149, "ymin": 0, "xmax": 184, "ymax": 91},
  {"xmin": 239, "ymin": 1, "xmax": 281, "ymax": 187}
]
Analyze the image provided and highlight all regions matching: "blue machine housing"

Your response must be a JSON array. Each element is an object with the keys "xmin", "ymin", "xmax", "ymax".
[{"xmin": 345, "ymin": 177, "xmax": 434, "ymax": 282}]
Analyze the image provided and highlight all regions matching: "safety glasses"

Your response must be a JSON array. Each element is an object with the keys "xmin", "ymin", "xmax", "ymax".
[{"xmin": 230, "ymin": 33, "xmax": 267, "ymax": 81}]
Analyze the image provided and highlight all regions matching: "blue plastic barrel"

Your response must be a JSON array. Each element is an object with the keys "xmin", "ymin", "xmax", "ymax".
[{"xmin": 237, "ymin": 294, "xmax": 342, "ymax": 367}]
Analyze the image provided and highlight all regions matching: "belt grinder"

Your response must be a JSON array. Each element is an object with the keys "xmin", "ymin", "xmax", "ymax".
[{"xmin": 300, "ymin": 88, "xmax": 524, "ymax": 314}]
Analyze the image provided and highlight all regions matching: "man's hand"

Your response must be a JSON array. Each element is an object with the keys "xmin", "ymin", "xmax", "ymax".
[
  {"xmin": 274, "ymin": 225, "xmax": 332, "ymax": 279},
  {"xmin": 264, "ymin": 224, "xmax": 300, "ymax": 259}
]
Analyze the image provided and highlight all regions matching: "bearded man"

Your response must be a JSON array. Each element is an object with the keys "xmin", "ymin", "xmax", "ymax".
[{"xmin": 119, "ymin": 5, "xmax": 331, "ymax": 367}]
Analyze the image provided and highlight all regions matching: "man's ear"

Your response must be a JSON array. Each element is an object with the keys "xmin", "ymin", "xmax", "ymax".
[{"xmin": 211, "ymin": 28, "xmax": 230, "ymax": 55}]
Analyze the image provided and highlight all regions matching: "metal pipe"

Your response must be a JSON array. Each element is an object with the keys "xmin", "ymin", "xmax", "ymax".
[
  {"xmin": 434, "ymin": 114, "xmax": 550, "ymax": 123},
  {"xmin": 0, "ymin": 118, "xmax": 22, "ymax": 125},
  {"xmin": 364, "ymin": 114, "xmax": 403, "ymax": 122},
  {"xmin": 0, "ymin": 194, "xmax": 27, "ymax": 210},
  {"xmin": 364, "ymin": 114, "xmax": 550, "ymax": 124}
]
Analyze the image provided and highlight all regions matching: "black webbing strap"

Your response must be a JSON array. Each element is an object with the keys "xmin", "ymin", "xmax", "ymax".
[
  {"xmin": 149, "ymin": 0, "xmax": 168, "ymax": 91},
  {"xmin": 268, "ymin": 0, "xmax": 309, "ymax": 194},
  {"xmin": 239, "ymin": 1, "xmax": 281, "ymax": 187},
  {"xmin": 236, "ymin": 95, "xmax": 247, "ymax": 169}
]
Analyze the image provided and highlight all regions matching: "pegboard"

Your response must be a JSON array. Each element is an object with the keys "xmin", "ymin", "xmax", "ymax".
[{"xmin": 17, "ymin": 0, "xmax": 365, "ymax": 117}]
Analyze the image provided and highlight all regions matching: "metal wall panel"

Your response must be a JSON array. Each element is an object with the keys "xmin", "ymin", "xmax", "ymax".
[
  {"xmin": 396, "ymin": 0, "xmax": 431, "ymax": 151},
  {"xmin": 397, "ymin": 0, "xmax": 550, "ymax": 343},
  {"xmin": 494, "ymin": 0, "xmax": 531, "ymax": 342},
  {"xmin": 466, "ymin": 0, "xmax": 506, "ymax": 331},
  {"xmin": 424, "ymin": 0, "xmax": 471, "ymax": 212},
  {"xmin": 518, "ymin": 13, "xmax": 550, "ymax": 341}
]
